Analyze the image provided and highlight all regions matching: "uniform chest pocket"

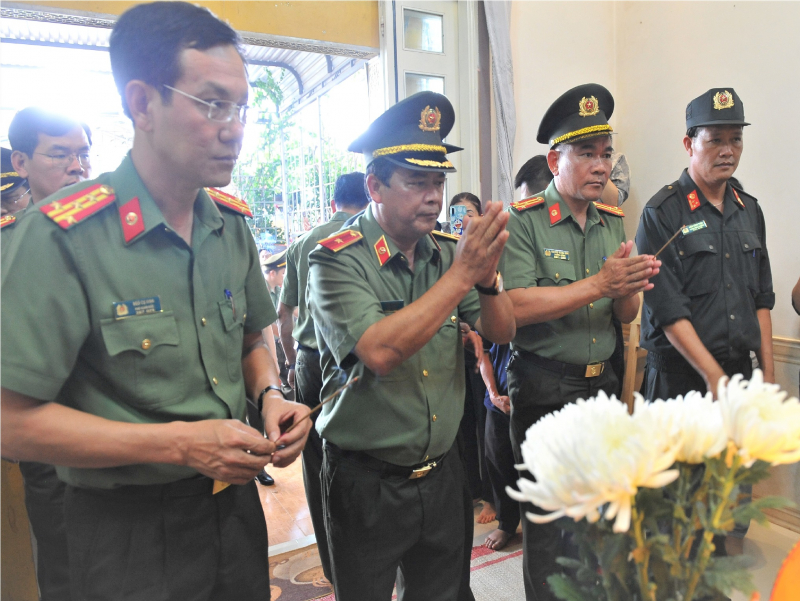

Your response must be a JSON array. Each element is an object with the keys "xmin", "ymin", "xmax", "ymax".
[
  {"xmin": 537, "ymin": 260, "xmax": 576, "ymax": 287},
  {"xmin": 100, "ymin": 311, "xmax": 184, "ymax": 407},
  {"xmin": 676, "ymin": 234, "xmax": 719, "ymax": 297},
  {"xmin": 737, "ymin": 231, "xmax": 762, "ymax": 290},
  {"xmin": 218, "ymin": 289, "xmax": 248, "ymax": 379}
]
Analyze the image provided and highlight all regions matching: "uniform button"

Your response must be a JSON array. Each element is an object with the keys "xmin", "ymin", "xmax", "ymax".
[
  {"xmin": 451, "ymin": 316, "xmax": 457, "ymax": 323},
  {"xmin": 212, "ymin": 377, "xmax": 219, "ymax": 385},
  {"xmin": 730, "ymin": 315, "xmax": 735, "ymax": 321},
  {"xmin": 727, "ymin": 283, "xmax": 732, "ymax": 289},
  {"xmin": 592, "ymin": 338, "xmax": 597, "ymax": 344},
  {"xmin": 708, "ymin": 245, "xmax": 714, "ymax": 250},
  {"xmin": 585, "ymin": 268, "xmax": 590, "ymax": 274},
  {"xmin": 589, "ymin": 303, "xmax": 594, "ymax": 309},
  {"xmin": 668, "ymin": 186, "xmax": 673, "ymax": 189},
  {"xmin": 679, "ymin": 250, "xmax": 685, "ymax": 256},
  {"xmin": 725, "ymin": 253, "xmax": 730, "ymax": 259},
  {"xmin": 555, "ymin": 273, "xmax": 560, "ymax": 279},
  {"xmin": 744, "ymin": 243, "xmax": 749, "ymax": 249},
  {"xmin": 432, "ymin": 415, "xmax": 437, "ymax": 422},
  {"xmin": 424, "ymin": 455, "xmax": 429, "ymax": 461},
  {"xmin": 201, "ymin": 317, "xmax": 207, "ymax": 326},
  {"xmin": 423, "ymin": 369, "xmax": 429, "ymax": 377},
  {"xmin": 141, "ymin": 339, "xmax": 151, "ymax": 350}
]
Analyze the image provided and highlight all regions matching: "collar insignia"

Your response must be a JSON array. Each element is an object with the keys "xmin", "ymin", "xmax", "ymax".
[
  {"xmin": 119, "ymin": 197, "xmax": 145, "ymax": 243},
  {"xmin": 419, "ymin": 106, "xmax": 442, "ymax": 132},
  {"xmin": 687, "ymin": 190, "xmax": 701, "ymax": 211},
  {"xmin": 579, "ymin": 96, "xmax": 600, "ymax": 117},
  {"xmin": 549, "ymin": 203, "xmax": 562, "ymax": 225},
  {"xmin": 732, "ymin": 188, "xmax": 745, "ymax": 209},
  {"xmin": 374, "ymin": 235, "xmax": 391, "ymax": 266}
]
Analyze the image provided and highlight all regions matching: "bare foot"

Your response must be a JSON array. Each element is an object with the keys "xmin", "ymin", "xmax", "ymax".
[
  {"xmin": 477, "ymin": 502, "xmax": 497, "ymax": 524},
  {"xmin": 483, "ymin": 528, "xmax": 511, "ymax": 551}
]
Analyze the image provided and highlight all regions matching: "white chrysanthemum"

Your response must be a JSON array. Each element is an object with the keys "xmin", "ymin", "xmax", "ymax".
[
  {"xmin": 718, "ymin": 369, "xmax": 800, "ymax": 467},
  {"xmin": 633, "ymin": 390, "xmax": 727, "ymax": 464},
  {"xmin": 507, "ymin": 391, "xmax": 679, "ymax": 533}
]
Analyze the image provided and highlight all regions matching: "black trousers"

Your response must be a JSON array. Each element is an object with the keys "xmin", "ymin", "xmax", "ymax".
[
  {"xmin": 294, "ymin": 347, "xmax": 333, "ymax": 582},
  {"xmin": 508, "ymin": 353, "xmax": 618, "ymax": 601},
  {"xmin": 484, "ymin": 409, "xmax": 521, "ymax": 534},
  {"xmin": 458, "ymin": 360, "xmax": 491, "ymax": 502},
  {"xmin": 18, "ymin": 460, "xmax": 71, "ymax": 601},
  {"xmin": 64, "ymin": 478, "xmax": 269, "ymax": 601},
  {"xmin": 322, "ymin": 443, "xmax": 468, "ymax": 601}
]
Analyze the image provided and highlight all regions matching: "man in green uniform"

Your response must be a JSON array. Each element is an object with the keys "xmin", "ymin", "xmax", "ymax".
[
  {"xmin": 307, "ymin": 91, "xmax": 516, "ymax": 600},
  {"xmin": 1, "ymin": 4, "xmax": 310, "ymax": 600},
  {"xmin": 276, "ymin": 170, "xmax": 369, "ymax": 583},
  {"xmin": 503, "ymin": 84, "xmax": 660, "ymax": 601}
]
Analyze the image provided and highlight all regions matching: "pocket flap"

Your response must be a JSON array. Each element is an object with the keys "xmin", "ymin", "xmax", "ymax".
[
  {"xmin": 677, "ymin": 234, "xmax": 718, "ymax": 258},
  {"xmin": 538, "ymin": 260, "xmax": 576, "ymax": 284},
  {"xmin": 101, "ymin": 312, "xmax": 179, "ymax": 357},
  {"xmin": 218, "ymin": 289, "xmax": 247, "ymax": 332},
  {"xmin": 738, "ymin": 231, "xmax": 761, "ymax": 253}
]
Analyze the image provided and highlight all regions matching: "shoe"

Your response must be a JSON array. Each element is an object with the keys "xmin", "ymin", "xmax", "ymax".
[{"xmin": 256, "ymin": 469, "xmax": 275, "ymax": 486}]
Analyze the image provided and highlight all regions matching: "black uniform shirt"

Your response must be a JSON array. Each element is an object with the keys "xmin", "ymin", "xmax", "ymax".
[{"xmin": 636, "ymin": 169, "xmax": 774, "ymax": 360}]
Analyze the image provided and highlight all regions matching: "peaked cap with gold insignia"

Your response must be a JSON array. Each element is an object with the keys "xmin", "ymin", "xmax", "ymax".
[
  {"xmin": 348, "ymin": 91, "xmax": 462, "ymax": 173},
  {"xmin": 263, "ymin": 248, "xmax": 287, "ymax": 270},
  {"xmin": 537, "ymin": 83, "xmax": 614, "ymax": 148},
  {"xmin": 1, "ymin": 147, "xmax": 26, "ymax": 193},
  {"xmin": 686, "ymin": 88, "xmax": 749, "ymax": 129}
]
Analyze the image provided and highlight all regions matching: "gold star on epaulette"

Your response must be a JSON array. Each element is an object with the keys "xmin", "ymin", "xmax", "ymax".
[{"xmin": 317, "ymin": 229, "xmax": 363, "ymax": 252}]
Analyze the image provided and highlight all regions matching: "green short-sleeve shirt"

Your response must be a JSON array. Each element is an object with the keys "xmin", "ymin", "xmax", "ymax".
[
  {"xmin": 280, "ymin": 211, "xmax": 351, "ymax": 349},
  {"xmin": 308, "ymin": 206, "xmax": 480, "ymax": 466},
  {"xmin": 503, "ymin": 180, "xmax": 625, "ymax": 364},
  {"xmin": 1, "ymin": 155, "xmax": 276, "ymax": 489}
]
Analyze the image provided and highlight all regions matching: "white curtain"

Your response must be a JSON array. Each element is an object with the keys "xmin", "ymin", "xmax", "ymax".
[{"xmin": 483, "ymin": 0, "xmax": 516, "ymax": 207}]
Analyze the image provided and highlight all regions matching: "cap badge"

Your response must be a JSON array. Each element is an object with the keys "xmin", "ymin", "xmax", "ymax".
[
  {"xmin": 713, "ymin": 91, "xmax": 734, "ymax": 110},
  {"xmin": 578, "ymin": 96, "xmax": 600, "ymax": 117},
  {"xmin": 419, "ymin": 106, "xmax": 442, "ymax": 132}
]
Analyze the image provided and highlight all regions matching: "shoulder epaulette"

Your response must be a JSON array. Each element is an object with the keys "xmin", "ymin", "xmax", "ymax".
[
  {"xmin": 431, "ymin": 230, "xmax": 460, "ymax": 242},
  {"xmin": 206, "ymin": 187, "xmax": 252, "ymax": 217},
  {"xmin": 645, "ymin": 183, "xmax": 680, "ymax": 209},
  {"xmin": 731, "ymin": 186, "xmax": 757, "ymax": 205},
  {"xmin": 593, "ymin": 201, "xmax": 624, "ymax": 217},
  {"xmin": 317, "ymin": 229, "xmax": 363, "ymax": 252},
  {"xmin": 510, "ymin": 196, "xmax": 545, "ymax": 212},
  {"xmin": 1, "ymin": 214, "xmax": 16, "ymax": 229},
  {"xmin": 39, "ymin": 183, "xmax": 116, "ymax": 229}
]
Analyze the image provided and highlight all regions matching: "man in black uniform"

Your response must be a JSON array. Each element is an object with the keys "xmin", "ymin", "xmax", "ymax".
[{"xmin": 636, "ymin": 88, "xmax": 774, "ymax": 401}]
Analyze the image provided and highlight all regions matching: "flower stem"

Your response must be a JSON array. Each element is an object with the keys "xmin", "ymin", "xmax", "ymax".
[
  {"xmin": 631, "ymin": 503, "xmax": 656, "ymax": 601},
  {"xmin": 684, "ymin": 456, "xmax": 741, "ymax": 601}
]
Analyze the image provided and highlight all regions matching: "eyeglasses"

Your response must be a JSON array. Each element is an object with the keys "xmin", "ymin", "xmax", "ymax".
[
  {"xmin": 163, "ymin": 85, "xmax": 249, "ymax": 124},
  {"xmin": 1, "ymin": 187, "xmax": 31, "ymax": 212},
  {"xmin": 35, "ymin": 152, "xmax": 91, "ymax": 170}
]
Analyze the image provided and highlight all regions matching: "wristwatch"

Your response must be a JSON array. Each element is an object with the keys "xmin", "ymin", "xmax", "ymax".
[
  {"xmin": 257, "ymin": 385, "xmax": 288, "ymax": 411},
  {"xmin": 474, "ymin": 271, "xmax": 504, "ymax": 296}
]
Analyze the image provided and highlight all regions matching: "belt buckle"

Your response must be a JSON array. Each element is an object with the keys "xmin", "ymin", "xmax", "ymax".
[
  {"xmin": 585, "ymin": 363, "xmax": 604, "ymax": 378},
  {"xmin": 409, "ymin": 461, "xmax": 437, "ymax": 479}
]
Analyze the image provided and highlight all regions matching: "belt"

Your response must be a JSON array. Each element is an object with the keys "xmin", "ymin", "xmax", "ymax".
[
  {"xmin": 297, "ymin": 344, "xmax": 319, "ymax": 354},
  {"xmin": 516, "ymin": 349, "xmax": 608, "ymax": 378},
  {"xmin": 324, "ymin": 442, "xmax": 446, "ymax": 480},
  {"xmin": 646, "ymin": 351, "xmax": 749, "ymax": 375},
  {"xmin": 69, "ymin": 475, "xmax": 214, "ymax": 500}
]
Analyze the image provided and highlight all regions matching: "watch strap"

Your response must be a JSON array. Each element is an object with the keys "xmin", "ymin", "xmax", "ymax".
[{"xmin": 257, "ymin": 385, "xmax": 286, "ymax": 410}]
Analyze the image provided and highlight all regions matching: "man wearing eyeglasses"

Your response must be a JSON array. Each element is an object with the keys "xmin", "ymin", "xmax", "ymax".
[
  {"xmin": 8, "ymin": 107, "xmax": 92, "ymax": 206},
  {"xmin": 1, "ymin": 3, "xmax": 310, "ymax": 600}
]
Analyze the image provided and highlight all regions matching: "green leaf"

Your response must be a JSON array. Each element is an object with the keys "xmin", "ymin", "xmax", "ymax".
[
  {"xmin": 702, "ymin": 555, "xmax": 757, "ymax": 596},
  {"xmin": 556, "ymin": 557, "xmax": 584, "ymax": 570},
  {"xmin": 547, "ymin": 574, "xmax": 589, "ymax": 601},
  {"xmin": 732, "ymin": 495, "xmax": 794, "ymax": 526}
]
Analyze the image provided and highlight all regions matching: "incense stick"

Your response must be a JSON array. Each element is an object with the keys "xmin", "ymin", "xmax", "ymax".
[
  {"xmin": 654, "ymin": 224, "xmax": 686, "ymax": 258},
  {"xmin": 282, "ymin": 376, "xmax": 360, "ymax": 435}
]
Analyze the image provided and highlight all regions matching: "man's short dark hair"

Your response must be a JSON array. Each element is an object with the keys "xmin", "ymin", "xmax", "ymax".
[
  {"xmin": 686, "ymin": 126, "xmax": 699, "ymax": 139},
  {"xmin": 8, "ymin": 107, "xmax": 92, "ymax": 157},
  {"xmin": 514, "ymin": 155, "xmax": 553, "ymax": 194},
  {"xmin": 109, "ymin": 1, "xmax": 242, "ymax": 119},
  {"xmin": 364, "ymin": 158, "xmax": 399, "ymax": 198},
  {"xmin": 334, "ymin": 172, "xmax": 369, "ymax": 210}
]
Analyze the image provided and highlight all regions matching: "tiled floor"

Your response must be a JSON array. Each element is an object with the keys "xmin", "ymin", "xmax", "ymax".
[{"xmin": 257, "ymin": 459, "xmax": 315, "ymax": 548}]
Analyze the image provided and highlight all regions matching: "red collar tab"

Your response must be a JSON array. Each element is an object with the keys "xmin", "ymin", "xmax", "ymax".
[
  {"xmin": 549, "ymin": 203, "xmax": 563, "ymax": 225},
  {"xmin": 40, "ymin": 183, "xmax": 116, "ymax": 229},
  {"xmin": 206, "ymin": 187, "xmax": 252, "ymax": 217},
  {"xmin": 732, "ymin": 188, "xmax": 745, "ymax": 209},
  {"xmin": 686, "ymin": 190, "xmax": 701, "ymax": 211},
  {"xmin": 373, "ymin": 235, "xmax": 391, "ymax": 266},
  {"xmin": 119, "ymin": 197, "xmax": 145, "ymax": 243}
]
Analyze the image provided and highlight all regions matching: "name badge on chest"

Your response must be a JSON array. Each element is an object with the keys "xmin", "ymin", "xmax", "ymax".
[
  {"xmin": 112, "ymin": 296, "xmax": 162, "ymax": 319},
  {"xmin": 543, "ymin": 248, "xmax": 570, "ymax": 261},
  {"xmin": 681, "ymin": 221, "xmax": 707, "ymax": 236}
]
